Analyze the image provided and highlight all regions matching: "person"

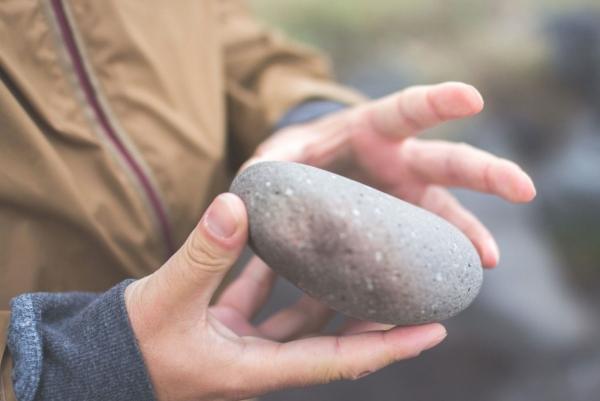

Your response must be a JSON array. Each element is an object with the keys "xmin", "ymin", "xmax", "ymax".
[{"xmin": 0, "ymin": 1, "xmax": 536, "ymax": 400}]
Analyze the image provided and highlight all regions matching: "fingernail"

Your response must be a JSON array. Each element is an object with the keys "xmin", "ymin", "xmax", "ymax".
[
  {"xmin": 423, "ymin": 327, "xmax": 447, "ymax": 351},
  {"xmin": 488, "ymin": 238, "xmax": 500, "ymax": 265},
  {"xmin": 527, "ymin": 177, "xmax": 537, "ymax": 199},
  {"xmin": 204, "ymin": 194, "xmax": 240, "ymax": 239}
]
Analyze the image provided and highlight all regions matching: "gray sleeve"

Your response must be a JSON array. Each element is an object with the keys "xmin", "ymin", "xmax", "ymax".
[
  {"xmin": 274, "ymin": 100, "xmax": 348, "ymax": 131},
  {"xmin": 7, "ymin": 280, "xmax": 156, "ymax": 401}
]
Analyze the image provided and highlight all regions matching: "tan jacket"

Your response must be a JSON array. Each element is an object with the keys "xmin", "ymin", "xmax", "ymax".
[{"xmin": 0, "ymin": 0, "xmax": 362, "ymax": 396}]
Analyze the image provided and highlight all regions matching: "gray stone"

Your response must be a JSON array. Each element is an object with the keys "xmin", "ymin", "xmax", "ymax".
[{"xmin": 230, "ymin": 161, "xmax": 483, "ymax": 325}]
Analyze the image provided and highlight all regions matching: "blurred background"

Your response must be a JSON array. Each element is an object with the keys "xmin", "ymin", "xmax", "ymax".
[{"xmin": 248, "ymin": 0, "xmax": 600, "ymax": 400}]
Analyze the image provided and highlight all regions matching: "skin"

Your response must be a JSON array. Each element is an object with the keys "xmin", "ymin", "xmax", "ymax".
[{"xmin": 125, "ymin": 82, "xmax": 536, "ymax": 401}]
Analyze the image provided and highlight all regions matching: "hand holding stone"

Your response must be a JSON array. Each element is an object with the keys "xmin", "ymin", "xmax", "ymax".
[{"xmin": 125, "ymin": 194, "xmax": 446, "ymax": 401}]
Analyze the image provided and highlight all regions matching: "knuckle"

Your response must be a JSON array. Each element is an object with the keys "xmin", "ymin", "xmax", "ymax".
[
  {"xmin": 482, "ymin": 162, "xmax": 495, "ymax": 192},
  {"xmin": 179, "ymin": 236, "xmax": 229, "ymax": 275}
]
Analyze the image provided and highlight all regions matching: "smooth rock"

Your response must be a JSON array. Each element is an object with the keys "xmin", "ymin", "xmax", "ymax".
[{"xmin": 230, "ymin": 161, "xmax": 483, "ymax": 325}]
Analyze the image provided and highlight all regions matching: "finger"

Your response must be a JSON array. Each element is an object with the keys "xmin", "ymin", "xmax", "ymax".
[
  {"xmin": 418, "ymin": 186, "xmax": 500, "ymax": 268},
  {"xmin": 208, "ymin": 306, "xmax": 263, "ymax": 337},
  {"xmin": 217, "ymin": 256, "xmax": 277, "ymax": 319},
  {"xmin": 258, "ymin": 295, "xmax": 335, "ymax": 341},
  {"xmin": 243, "ymin": 324, "xmax": 446, "ymax": 392},
  {"xmin": 404, "ymin": 139, "xmax": 537, "ymax": 203},
  {"xmin": 145, "ymin": 193, "xmax": 248, "ymax": 315},
  {"xmin": 239, "ymin": 126, "xmax": 321, "ymax": 169},
  {"xmin": 357, "ymin": 82, "xmax": 484, "ymax": 139},
  {"xmin": 338, "ymin": 318, "xmax": 394, "ymax": 335}
]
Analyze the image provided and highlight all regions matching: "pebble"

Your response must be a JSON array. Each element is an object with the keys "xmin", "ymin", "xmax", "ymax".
[{"xmin": 230, "ymin": 161, "xmax": 483, "ymax": 325}]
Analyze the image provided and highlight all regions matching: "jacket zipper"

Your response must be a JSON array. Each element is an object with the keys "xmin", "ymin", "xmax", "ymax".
[{"xmin": 49, "ymin": 0, "xmax": 176, "ymax": 256}]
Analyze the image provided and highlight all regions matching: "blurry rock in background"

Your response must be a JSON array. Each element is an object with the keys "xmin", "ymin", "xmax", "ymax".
[{"xmin": 249, "ymin": 1, "xmax": 600, "ymax": 400}]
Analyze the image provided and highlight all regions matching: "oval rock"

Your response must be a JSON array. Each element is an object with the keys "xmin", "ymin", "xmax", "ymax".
[{"xmin": 230, "ymin": 161, "xmax": 483, "ymax": 325}]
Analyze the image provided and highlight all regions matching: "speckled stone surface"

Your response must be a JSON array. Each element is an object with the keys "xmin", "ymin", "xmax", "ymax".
[{"xmin": 230, "ymin": 161, "xmax": 483, "ymax": 325}]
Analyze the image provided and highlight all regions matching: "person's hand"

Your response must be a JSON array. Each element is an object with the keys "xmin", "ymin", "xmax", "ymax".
[
  {"xmin": 125, "ymin": 193, "xmax": 447, "ymax": 401},
  {"xmin": 250, "ymin": 82, "xmax": 537, "ymax": 268}
]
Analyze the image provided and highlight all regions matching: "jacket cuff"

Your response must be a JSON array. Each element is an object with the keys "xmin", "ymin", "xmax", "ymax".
[
  {"xmin": 274, "ymin": 100, "xmax": 348, "ymax": 131},
  {"xmin": 8, "ymin": 280, "xmax": 155, "ymax": 401}
]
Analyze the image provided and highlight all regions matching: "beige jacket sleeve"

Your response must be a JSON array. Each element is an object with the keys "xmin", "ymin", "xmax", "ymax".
[{"xmin": 218, "ymin": 0, "xmax": 366, "ymax": 163}]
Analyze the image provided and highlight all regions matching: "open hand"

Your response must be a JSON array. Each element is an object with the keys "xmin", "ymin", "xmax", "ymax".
[{"xmin": 251, "ymin": 82, "xmax": 537, "ymax": 267}]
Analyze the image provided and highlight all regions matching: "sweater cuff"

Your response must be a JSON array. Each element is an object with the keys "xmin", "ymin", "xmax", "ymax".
[
  {"xmin": 8, "ymin": 280, "xmax": 155, "ymax": 401},
  {"xmin": 274, "ymin": 100, "xmax": 348, "ymax": 131}
]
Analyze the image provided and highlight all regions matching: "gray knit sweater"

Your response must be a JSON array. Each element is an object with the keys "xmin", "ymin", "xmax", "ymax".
[{"xmin": 9, "ymin": 280, "xmax": 155, "ymax": 401}]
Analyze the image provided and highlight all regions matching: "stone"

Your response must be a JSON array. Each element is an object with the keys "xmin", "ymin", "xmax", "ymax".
[{"xmin": 230, "ymin": 161, "xmax": 483, "ymax": 325}]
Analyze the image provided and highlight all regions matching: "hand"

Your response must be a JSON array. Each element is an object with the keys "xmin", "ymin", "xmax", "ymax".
[
  {"xmin": 251, "ymin": 82, "xmax": 537, "ymax": 268},
  {"xmin": 125, "ymin": 193, "xmax": 446, "ymax": 401}
]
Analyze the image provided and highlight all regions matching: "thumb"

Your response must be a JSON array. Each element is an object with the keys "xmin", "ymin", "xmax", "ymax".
[{"xmin": 146, "ymin": 193, "xmax": 248, "ymax": 314}]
